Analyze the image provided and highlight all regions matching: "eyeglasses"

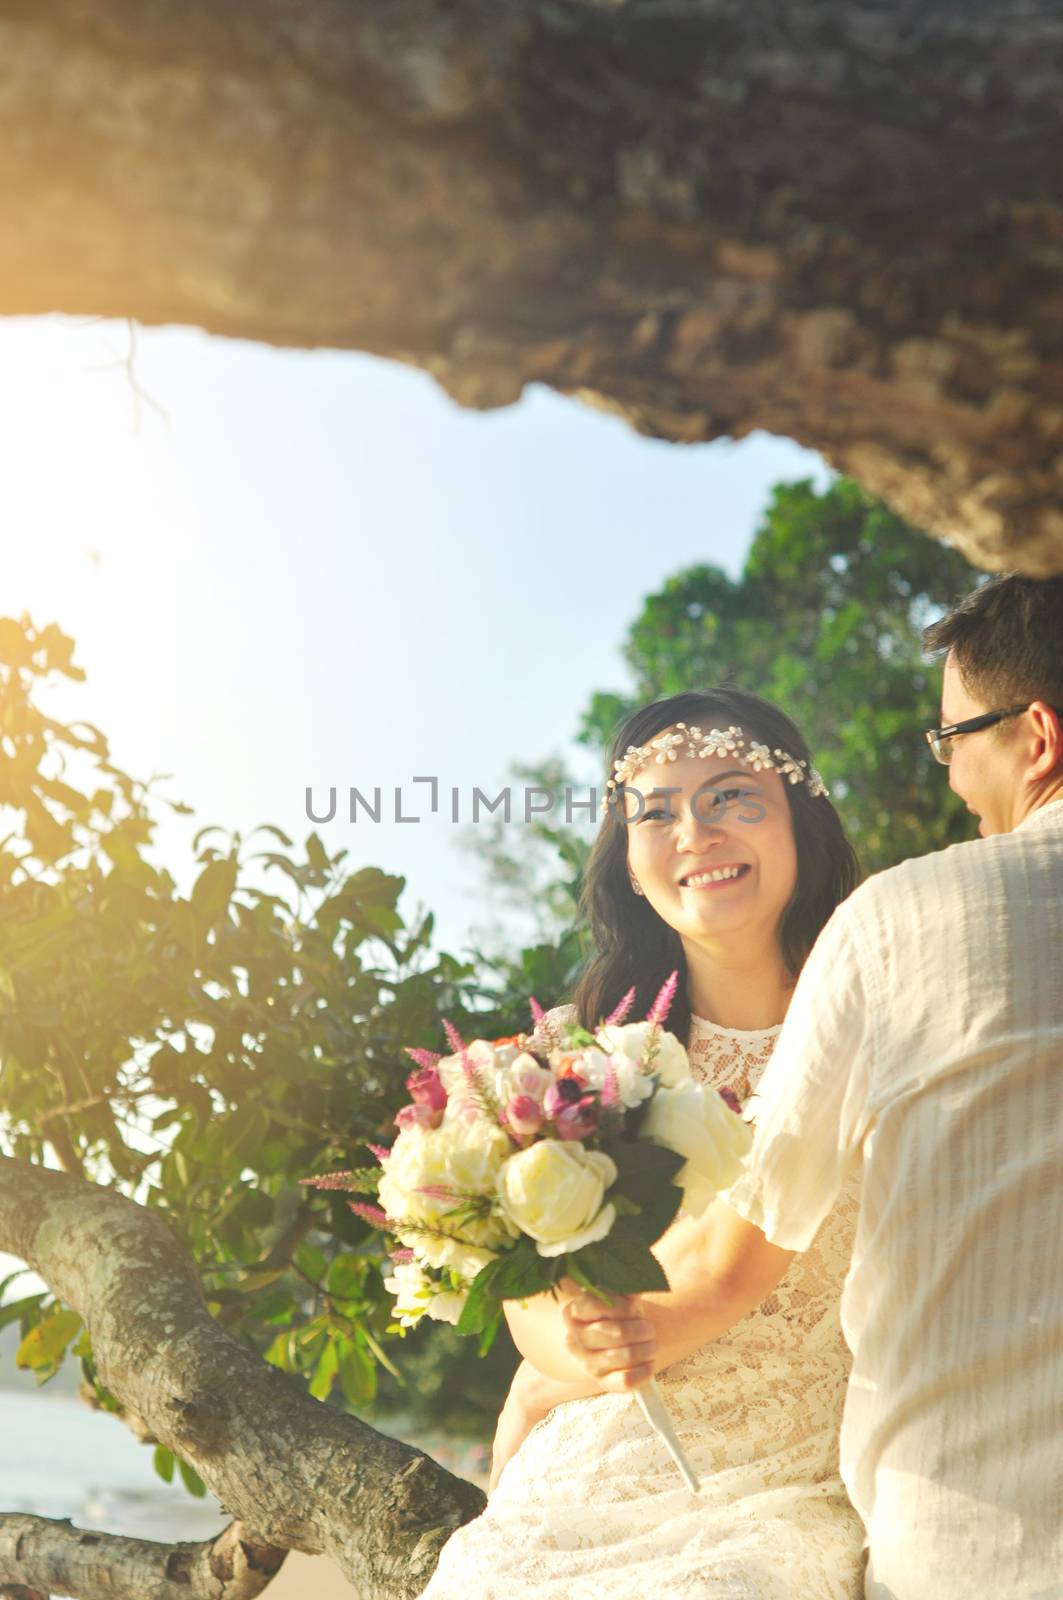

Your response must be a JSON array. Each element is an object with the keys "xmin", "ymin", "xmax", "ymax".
[{"xmin": 924, "ymin": 704, "xmax": 1033, "ymax": 765}]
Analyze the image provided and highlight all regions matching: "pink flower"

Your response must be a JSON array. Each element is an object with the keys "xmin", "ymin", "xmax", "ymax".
[
  {"xmin": 603, "ymin": 985, "xmax": 637, "ymax": 1027},
  {"xmin": 506, "ymin": 1094, "xmax": 544, "ymax": 1138},
  {"xmin": 553, "ymin": 1099, "xmax": 599, "ymax": 1141},
  {"xmin": 395, "ymin": 1102, "xmax": 443, "ymax": 1132},
  {"xmin": 646, "ymin": 969, "xmax": 679, "ymax": 1027},
  {"xmin": 543, "ymin": 1078, "xmax": 585, "ymax": 1121},
  {"xmin": 406, "ymin": 1065, "xmax": 447, "ymax": 1111}
]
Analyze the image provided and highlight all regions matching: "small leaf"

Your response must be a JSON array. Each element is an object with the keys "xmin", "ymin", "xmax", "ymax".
[
  {"xmin": 338, "ymin": 1339, "xmax": 376, "ymax": 1408},
  {"xmin": 153, "ymin": 1444, "xmax": 175, "ymax": 1484},
  {"xmin": 264, "ymin": 1329, "xmax": 296, "ymax": 1373},
  {"xmin": 177, "ymin": 1458, "xmax": 208, "ymax": 1498},
  {"xmin": 309, "ymin": 1338, "xmax": 339, "ymax": 1401},
  {"xmin": 305, "ymin": 833, "xmax": 329, "ymax": 873},
  {"xmin": 190, "ymin": 855, "xmax": 238, "ymax": 927},
  {"xmin": 16, "ymin": 1308, "xmax": 82, "ymax": 1372},
  {"xmin": 0, "ymin": 1292, "xmax": 45, "ymax": 1333}
]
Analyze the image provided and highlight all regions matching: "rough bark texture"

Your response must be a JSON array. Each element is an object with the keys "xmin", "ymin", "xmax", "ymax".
[
  {"xmin": 0, "ymin": 1156, "xmax": 487, "ymax": 1600},
  {"xmin": 1, "ymin": 1, "xmax": 1061, "ymax": 573},
  {"xmin": 0, "ymin": 1516, "xmax": 285, "ymax": 1600}
]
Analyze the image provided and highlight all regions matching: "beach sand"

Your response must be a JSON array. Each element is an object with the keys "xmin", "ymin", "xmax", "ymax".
[{"xmin": 270, "ymin": 1552, "xmax": 357, "ymax": 1597}]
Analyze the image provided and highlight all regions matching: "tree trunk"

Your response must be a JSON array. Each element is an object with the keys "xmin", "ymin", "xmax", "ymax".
[
  {"xmin": 1, "ymin": 2, "xmax": 1061, "ymax": 573},
  {"xmin": 0, "ymin": 1156, "xmax": 486, "ymax": 1600}
]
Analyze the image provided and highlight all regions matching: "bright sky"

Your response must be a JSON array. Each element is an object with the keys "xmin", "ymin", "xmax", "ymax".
[{"xmin": 0, "ymin": 316, "xmax": 828, "ymax": 954}]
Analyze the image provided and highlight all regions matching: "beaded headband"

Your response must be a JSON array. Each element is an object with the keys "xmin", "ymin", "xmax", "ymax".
[{"xmin": 601, "ymin": 721, "xmax": 829, "ymax": 814}]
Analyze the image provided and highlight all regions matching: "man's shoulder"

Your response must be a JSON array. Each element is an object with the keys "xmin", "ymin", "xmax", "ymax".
[{"xmin": 840, "ymin": 808, "xmax": 1063, "ymax": 928}]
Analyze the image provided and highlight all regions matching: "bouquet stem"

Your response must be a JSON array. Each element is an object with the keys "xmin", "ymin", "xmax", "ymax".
[{"xmin": 634, "ymin": 1378, "xmax": 701, "ymax": 1493}]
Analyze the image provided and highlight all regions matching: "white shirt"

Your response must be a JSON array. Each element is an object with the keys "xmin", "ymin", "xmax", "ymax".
[{"xmin": 726, "ymin": 799, "xmax": 1063, "ymax": 1600}]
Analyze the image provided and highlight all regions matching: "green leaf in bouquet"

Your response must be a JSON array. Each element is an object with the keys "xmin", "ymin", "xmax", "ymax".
[
  {"xmin": 477, "ymin": 1305, "xmax": 504, "ymax": 1357},
  {"xmin": 559, "ymin": 1024, "xmax": 598, "ymax": 1049},
  {"xmin": 455, "ymin": 1256, "xmax": 506, "ymax": 1337},
  {"xmin": 568, "ymin": 1235, "xmax": 670, "ymax": 1297},
  {"xmin": 490, "ymin": 1243, "xmax": 552, "ymax": 1303},
  {"xmin": 607, "ymin": 1140, "xmax": 685, "ymax": 1246}
]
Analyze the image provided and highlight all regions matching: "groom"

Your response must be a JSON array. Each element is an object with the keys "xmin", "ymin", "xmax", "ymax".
[{"xmin": 564, "ymin": 573, "xmax": 1063, "ymax": 1599}]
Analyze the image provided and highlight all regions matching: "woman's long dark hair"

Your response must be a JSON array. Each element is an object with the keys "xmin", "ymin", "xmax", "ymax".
[{"xmin": 572, "ymin": 688, "xmax": 861, "ymax": 1042}]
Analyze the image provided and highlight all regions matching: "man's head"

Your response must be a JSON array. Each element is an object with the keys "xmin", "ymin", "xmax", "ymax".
[{"xmin": 923, "ymin": 575, "xmax": 1063, "ymax": 835}]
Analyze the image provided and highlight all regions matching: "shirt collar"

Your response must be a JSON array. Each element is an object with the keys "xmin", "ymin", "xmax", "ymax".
[{"xmin": 1012, "ymin": 797, "xmax": 1063, "ymax": 835}]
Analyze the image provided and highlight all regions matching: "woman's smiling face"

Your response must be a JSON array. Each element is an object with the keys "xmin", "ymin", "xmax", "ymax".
[{"xmin": 623, "ymin": 735, "xmax": 799, "ymax": 951}]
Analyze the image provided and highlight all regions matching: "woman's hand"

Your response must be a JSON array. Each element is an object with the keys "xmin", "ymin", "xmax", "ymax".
[
  {"xmin": 560, "ymin": 1288, "xmax": 657, "ymax": 1393},
  {"xmin": 488, "ymin": 1360, "xmax": 556, "ymax": 1494}
]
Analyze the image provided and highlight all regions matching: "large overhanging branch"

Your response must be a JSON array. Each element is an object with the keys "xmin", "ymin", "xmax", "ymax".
[
  {"xmin": 1, "ymin": 2, "xmax": 1061, "ymax": 574},
  {"xmin": 0, "ymin": 1156, "xmax": 486, "ymax": 1600}
]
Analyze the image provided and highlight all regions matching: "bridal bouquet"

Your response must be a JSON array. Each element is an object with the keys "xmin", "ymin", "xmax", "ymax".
[{"xmin": 303, "ymin": 974, "xmax": 751, "ymax": 1489}]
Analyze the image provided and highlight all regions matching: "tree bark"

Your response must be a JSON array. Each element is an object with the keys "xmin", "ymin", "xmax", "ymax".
[
  {"xmin": 0, "ymin": 1515, "xmax": 285, "ymax": 1600},
  {"xmin": 0, "ymin": 1156, "xmax": 486, "ymax": 1600},
  {"xmin": 1, "ymin": 2, "xmax": 1061, "ymax": 573}
]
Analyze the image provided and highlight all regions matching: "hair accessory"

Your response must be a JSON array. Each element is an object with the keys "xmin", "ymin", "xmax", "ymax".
[{"xmin": 602, "ymin": 722, "xmax": 829, "ymax": 814}]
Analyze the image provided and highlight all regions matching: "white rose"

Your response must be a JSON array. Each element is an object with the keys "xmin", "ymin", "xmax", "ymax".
[
  {"xmin": 575, "ymin": 1046, "xmax": 654, "ymax": 1110},
  {"xmin": 639, "ymin": 1080, "xmax": 753, "ymax": 1216},
  {"xmin": 595, "ymin": 1022, "xmax": 692, "ymax": 1087},
  {"xmin": 496, "ymin": 1139, "xmax": 618, "ymax": 1258},
  {"xmin": 378, "ymin": 1121, "xmax": 516, "ymax": 1253}
]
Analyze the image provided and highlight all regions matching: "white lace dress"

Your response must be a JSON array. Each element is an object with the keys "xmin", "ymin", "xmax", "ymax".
[{"xmin": 419, "ymin": 1012, "xmax": 866, "ymax": 1600}]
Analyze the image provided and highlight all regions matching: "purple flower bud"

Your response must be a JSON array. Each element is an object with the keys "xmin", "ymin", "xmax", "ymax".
[
  {"xmin": 406, "ymin": 1066, "xmax": 447, "ymax": 1111},
  {"xmin": 718, "ymin": 1086, "xmax": 742, "ymax": 1116},
  {"xmin": 506, "ymin": 1094, "xmax": 544, "ymax": 1137},
  {"xmin": 395, "ymin": 1102, "xmax": 443, "ymax": 1132}
]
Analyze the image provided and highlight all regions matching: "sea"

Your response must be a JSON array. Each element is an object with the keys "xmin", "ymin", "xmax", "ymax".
[{"xmin": 0, "ymin": 1386, "xmax": 229, "ymax": 1543}]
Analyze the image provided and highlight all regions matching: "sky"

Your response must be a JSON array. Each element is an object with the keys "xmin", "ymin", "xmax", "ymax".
[{"xmin": 0, "ymin": 315, "xmax": 829, "ymax": 955}]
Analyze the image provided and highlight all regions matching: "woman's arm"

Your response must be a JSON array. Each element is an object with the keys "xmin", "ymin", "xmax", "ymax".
[
  {"xmin": 504, "ymin": 1202, "xmax": 794, "ymax": 1388},
  {"xmin": 488, "ymin": 1359, "xmax": 602, "ymax": 1492}
]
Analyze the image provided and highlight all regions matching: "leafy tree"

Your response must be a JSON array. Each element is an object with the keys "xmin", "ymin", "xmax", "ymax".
[
  {"xmin": 0, "ymin": 617, "xmax": 570, "ymax": 1550},
  {"xmin": 578, "ymin": 478, "xmax": 982, "ymax": 871}
]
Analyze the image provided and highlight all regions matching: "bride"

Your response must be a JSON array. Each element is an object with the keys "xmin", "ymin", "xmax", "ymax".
[{"xmin": 418, "ymin": 687, "xmax": 865, "ymax": 1600}]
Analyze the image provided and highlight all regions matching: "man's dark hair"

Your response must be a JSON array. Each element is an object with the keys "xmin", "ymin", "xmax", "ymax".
[{"xmin": 923, "ymin": 574, "xmax": 1063, "ymax": 710}]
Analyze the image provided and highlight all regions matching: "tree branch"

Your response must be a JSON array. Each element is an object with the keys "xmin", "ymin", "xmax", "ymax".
[
  {"xmin": 0, "ymin": 1156, "xmax": 486, "ymax": 1600},
  {"xmin": 0, "ymin": 1516, "xmax": 284, "ymax": 1600},
  {"xmin": 0, "ymin": 1, "xmax": 1061, "ymax": 571}
]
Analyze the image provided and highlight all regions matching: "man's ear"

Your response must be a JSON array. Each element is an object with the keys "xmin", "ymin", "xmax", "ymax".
[{"xmin": 1028, "ymin": 701, "xmax": 1063, "ymax": 777}]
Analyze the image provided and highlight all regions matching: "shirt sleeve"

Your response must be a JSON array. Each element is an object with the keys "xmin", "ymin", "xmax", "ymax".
[{"xmin": 725, "ymin": 896, "xmax": 873, "ymax": 1252}]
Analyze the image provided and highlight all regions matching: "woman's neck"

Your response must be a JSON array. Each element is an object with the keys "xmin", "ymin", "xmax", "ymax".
[{"xmin": 682, "ymin": 940, "xmax": 796, "ymax": 1031}]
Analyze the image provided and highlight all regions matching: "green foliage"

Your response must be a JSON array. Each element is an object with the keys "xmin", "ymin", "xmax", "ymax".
[
  {"xmin": 577, "ymin": 478, "xmax": 982, "ymax": 871},
  {"xmin": 0, "ymin": 616, "xmax": 556, "ymax": 1479}
]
